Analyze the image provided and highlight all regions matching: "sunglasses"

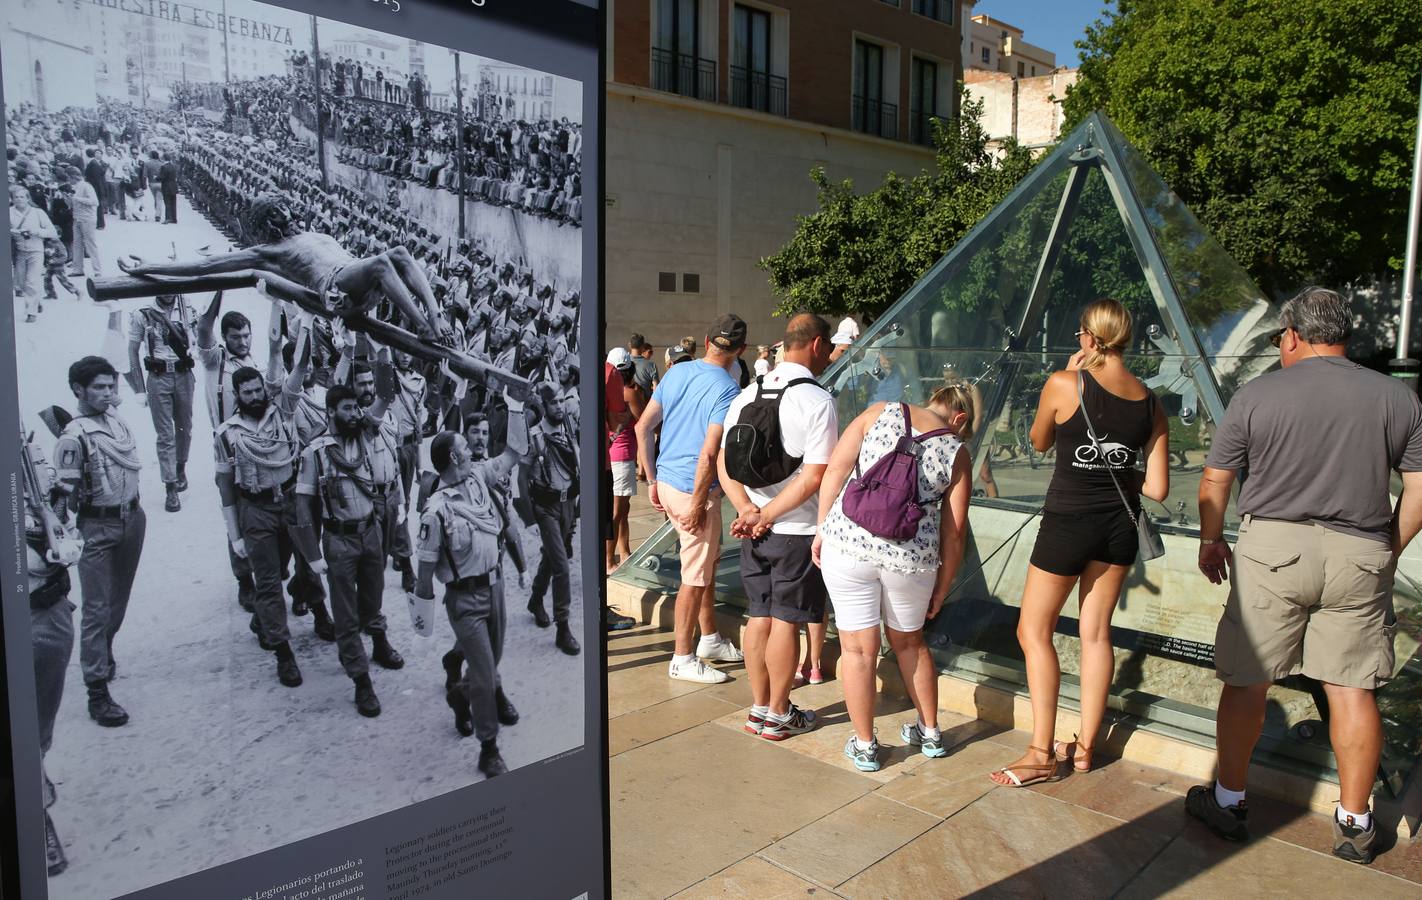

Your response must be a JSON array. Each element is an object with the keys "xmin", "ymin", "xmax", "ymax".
[{"xmin": 1269, "ymin": 326, "xmax": 1292, "ymax": 349}]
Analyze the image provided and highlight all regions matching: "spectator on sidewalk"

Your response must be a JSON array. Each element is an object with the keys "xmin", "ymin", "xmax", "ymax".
[
  {"xmin": 1190, "ymin": 287, "xmax": 1422, "ymax": 865},
  {"xmin": 989, "ymin": 299, "xmax": 1168, "ymax": 789},
  {"xmin": 719, "ymin": 314, "xmax": 836, "ymax": 741},
  {"xmin": 636, "ymin": 315, "xmax": 748, "ymax": 683},
  {"xmin": 628, "ymin": 333, "xmax": 660, "ymax": 395},
  {"xmin": 606, "ymin": 347, "xmax": 645, "ymax": 575},
  {"xmin": 753, "ymin": 345, "xmax": 772, "ymax": 379},
  {"xmin": 814, "ymin": 387, "xmax": 974, "ymax": 772}
]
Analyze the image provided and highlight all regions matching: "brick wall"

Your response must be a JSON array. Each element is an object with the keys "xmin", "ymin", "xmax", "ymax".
[{"xmin": 614, "ymin": 0, "xmax": 963, "ymax": 137}]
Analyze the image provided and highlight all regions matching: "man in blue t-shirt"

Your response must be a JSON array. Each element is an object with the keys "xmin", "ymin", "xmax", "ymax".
[{"xmin": 636, "ymin": 314, "xmax": 748, "ymax": 683}]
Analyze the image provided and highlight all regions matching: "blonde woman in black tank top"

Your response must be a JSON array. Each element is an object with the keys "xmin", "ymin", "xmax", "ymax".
[{"xmin": 989, "ymin": 299, "xmax": 1170, "ymax": 787}]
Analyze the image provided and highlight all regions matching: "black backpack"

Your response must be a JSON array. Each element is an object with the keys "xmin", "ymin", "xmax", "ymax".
[{"xmin": 723, "ymin": 376, "xmax": 820, "ymax": 489}]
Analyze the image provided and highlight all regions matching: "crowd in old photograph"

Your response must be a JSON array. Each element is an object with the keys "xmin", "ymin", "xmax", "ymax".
[{"xmin": 10, "ymin": 76, "xmax": 590, "ymax": 878}]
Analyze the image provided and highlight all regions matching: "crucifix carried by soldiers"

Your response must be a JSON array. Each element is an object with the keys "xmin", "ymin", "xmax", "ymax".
[{"xmin": 86, "ymin": 193, "xmax": 530, "ymax": 399}]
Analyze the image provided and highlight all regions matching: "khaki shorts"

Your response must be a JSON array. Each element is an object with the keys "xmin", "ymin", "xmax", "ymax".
[
  {"xmin": 1214, "ymin": 517, "xmax": 1398, "ymax": 690},
  {"xmin": 657, "ymin": 482, "xmax": 722, "ymax": 588}
]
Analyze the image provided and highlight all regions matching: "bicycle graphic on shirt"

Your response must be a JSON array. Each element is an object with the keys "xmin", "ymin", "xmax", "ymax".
[{"xmin": 1074, "ymin": 440, "xmax": 1134, "ymax": 468}]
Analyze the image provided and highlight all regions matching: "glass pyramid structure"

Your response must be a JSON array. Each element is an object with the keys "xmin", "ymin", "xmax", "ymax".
[{"xmin": 610, "ymin": 113, "xmax": 1420, "ymax": 791}]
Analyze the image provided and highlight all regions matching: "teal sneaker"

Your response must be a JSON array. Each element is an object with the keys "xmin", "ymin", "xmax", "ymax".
[
  {"xmin": 843, "ymin": 734, "xmax": 882, "ymax": 772},
  {"xmin": 900, "ymin": 722, "xmax": 948, "ymax": 758}
]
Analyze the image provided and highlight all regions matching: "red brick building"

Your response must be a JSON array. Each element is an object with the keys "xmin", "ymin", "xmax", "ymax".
[{"xmin": 605, "ymin": 1, "xmax": 964, "ymax": 348}]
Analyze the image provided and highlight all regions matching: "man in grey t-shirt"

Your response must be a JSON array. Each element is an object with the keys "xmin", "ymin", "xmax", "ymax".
[
  {"xmin": 628, "ymin": 333, "xmax": 659, "ymax": 394},
  {"xmin": 1189, "ymin": 287, "xmax": 1422, "ymax": 863}
]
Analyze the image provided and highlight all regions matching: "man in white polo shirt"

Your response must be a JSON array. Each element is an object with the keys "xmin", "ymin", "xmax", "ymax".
[{"xmin": 719, "ymin": 313, "xmax": 837, "ymax": 740}]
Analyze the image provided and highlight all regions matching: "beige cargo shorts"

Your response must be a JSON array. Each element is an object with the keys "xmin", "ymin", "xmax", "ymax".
[{"xmin": 1214, "ymin": 516, "xmax": 1399, "ymax": 690}]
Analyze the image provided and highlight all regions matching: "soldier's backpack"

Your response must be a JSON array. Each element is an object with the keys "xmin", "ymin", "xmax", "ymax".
[{"xmin": 723, "ymin": 376, "xmax": 820, "ymax": 489}]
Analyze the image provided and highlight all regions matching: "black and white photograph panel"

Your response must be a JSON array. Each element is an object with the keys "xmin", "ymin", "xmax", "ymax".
[{"xmin": 4, "ymin": 0, "xmax": 587, "ymax": 895}]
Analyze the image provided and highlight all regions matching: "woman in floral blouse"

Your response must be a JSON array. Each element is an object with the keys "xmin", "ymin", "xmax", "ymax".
[{"xmin": 814, "ymin": 384, "xmax": 976, "ymax": 772}]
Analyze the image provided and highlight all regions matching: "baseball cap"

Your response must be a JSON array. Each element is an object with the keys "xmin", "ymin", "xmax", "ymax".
[
  {"xmin": 606, "ymin": 346, "xmax": 633, "ymax": 370},
  {"xmin": 837, "ymin": 316, "xmax": 861, "ymax": 343},
  {"xmin": 667, "ymin": 345, "xmax": 692, "ymax": 363},
  {"xmin": 709, "ymin": 314, "xmax": 747, "ymax": 351},
  {"xmin": 830, "ymin": 324, "xmax": 857, "ymax": 346}
]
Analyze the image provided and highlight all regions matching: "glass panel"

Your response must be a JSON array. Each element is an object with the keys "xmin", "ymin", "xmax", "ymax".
[
  {"xmin": 1098, "ymin": 117, "xmax": 1279, "ymax": 401},
  {"xmin": 732, "ymin": 7, "xmax": 748, "ymax": 70},
  {"xmin": 676, "ymin": 0, "xmax": 698, "ymax": 57},
  {"xmin": 613, "ymin": 112, "xmax": 1419, "ymax": 793},
  {"xmin": 751, "ymin": 10, "xmax": 770, "ymax": 73}
]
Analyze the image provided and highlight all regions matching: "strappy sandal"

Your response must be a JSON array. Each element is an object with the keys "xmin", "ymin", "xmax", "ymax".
[
  {"xmin": 990, "ymin": 746, "xmax": 1064, "ymax": 787},
  {"xmin": 1053, "ymin": 735, "xmax": 1094, "ymax": 773}
]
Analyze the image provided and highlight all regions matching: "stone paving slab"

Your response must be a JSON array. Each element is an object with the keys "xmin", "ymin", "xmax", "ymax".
[
  {"xmin": 610, "ymin": 724, "xmax": 874, "ymax": 900},
  {"xmin": 606, "ymin": 596, "xmax": 1420, "ymax": 898}
]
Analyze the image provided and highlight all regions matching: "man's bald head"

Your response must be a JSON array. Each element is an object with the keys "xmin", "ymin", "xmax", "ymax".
[
  {"xmin": 783, "ymin": 313, "xmax": 831, "ymax": 350},
  {"xmin": 780, "ymin": 313, "xmax": 834, "ymax": 376}
]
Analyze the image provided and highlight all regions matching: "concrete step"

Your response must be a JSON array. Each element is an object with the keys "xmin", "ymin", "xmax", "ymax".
[{"xmin": 605, "ymin": 578, "xmax": 1418, "ymax": 839}]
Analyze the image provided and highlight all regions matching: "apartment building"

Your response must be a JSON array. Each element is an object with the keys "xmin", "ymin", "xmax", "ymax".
[
  {"xmin": 960, "ymin": 3, "xmax": 1056, "ymax": 77},
  {"xmin": 606, "ymin": 0, "xmax": 963, "ymax": 350}
]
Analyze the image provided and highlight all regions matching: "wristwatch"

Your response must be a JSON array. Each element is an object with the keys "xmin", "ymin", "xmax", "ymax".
[{"xmin": 1199, "ymin": 536, "xmax": 1225, "ymax": 546}]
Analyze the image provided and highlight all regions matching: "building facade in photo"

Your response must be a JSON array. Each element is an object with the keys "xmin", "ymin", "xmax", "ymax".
[{"xmin": 606, "ymin": 0, "xmax": 963, "ymax": 350}]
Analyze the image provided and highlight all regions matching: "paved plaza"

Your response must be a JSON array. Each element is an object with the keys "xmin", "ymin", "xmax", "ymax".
[{"xmin": 607, "ymin": 495, "xmax": 1422, "ymax": 899}]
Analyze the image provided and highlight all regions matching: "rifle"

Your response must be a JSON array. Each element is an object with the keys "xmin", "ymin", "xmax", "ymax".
[{"xmin": 20, "ymin": 432, "xmax": 82, "ymax": 567}]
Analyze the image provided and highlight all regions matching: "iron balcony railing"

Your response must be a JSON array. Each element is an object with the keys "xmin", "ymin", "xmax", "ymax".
[
  {"xmin": 651, "ymin": 47, "xmax": 717, "ymax": 102},
  {"xmin": 729, "ymin": 65, "xmax": 787, "ymax": 116},
  {"xmin": 852, "ymin": 95, "xmax": 898, "ymax": 140},
  {"xmin": 910, "ymin": 111, "xmax": 940, "ymax": 146}
]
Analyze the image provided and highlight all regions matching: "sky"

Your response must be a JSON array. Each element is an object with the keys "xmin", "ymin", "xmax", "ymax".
[{"xmin": 971, "ymin": 0, "xmax": 1113, "ymax": 67}]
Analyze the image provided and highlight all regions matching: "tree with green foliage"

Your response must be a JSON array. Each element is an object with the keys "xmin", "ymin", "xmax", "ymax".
[
  {"xmin": 760, "ymin": 91, "xmax": 1035, "ymax": 320},
  {"xmin": 1065, "ymin": 0, "xmax": 1422, "ymax": 299}
]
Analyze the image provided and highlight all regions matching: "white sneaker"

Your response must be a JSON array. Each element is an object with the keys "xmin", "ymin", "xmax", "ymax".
[
  {"xmin": 697, "ymin": 635, "xmax": 744, "ymax": 663},
  {"xmin": 668, "ymin": 658, "xmax": 730, "ymax": 684}
]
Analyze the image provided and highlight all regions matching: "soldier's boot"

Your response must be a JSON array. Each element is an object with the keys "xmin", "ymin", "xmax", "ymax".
[
  {"xmin": 395, "ymin": 556, "xmax": 416, "ymax": 594},
  {"xmin": 527, "ymin": 595, "xmax": 551, "ymax": 629},
  {"xmin": 310, "ymin": 601, "xmax": 336, "ymax": 642},
  {"xmin": 249, "ymin": 614, "xmax": 278, "ymax": 651},
  {"xmin": 237, "ymin": 576, "xmax": 256, "ymax": 613},
  {"xmin": 175, "ymin": 463, "xmax": 188, "ymax": 492},
  {"xmin": 446, "ymin": 687, "xmax": 474, "ymax": 737},
  {"xmin": 477, "ymin": 739, "xmax": 508, "ymax": 779},
  {"xmin": 274, "ymin": 642, "xmax": 303, "ymax": 688},
  {"xmin": 44, "ymin": 812, "xmax": 67, "ymax": 877},
  {"xmin": 164, "ymin": 483, "xmax": 181, "ymax": 513},
  {"xmin": 555, "ymin": 622, "xmax": 581, "ymax": 657},
  {"xmin": 85, "ymin": 681, "xmax": 129, "ymax": 727},
  {"xmin": 353, "ymin": 674, "xmax": 382, "ymax": 718},
  {"xmin": 496, "ymin": 687, "xmax": 520, "ymax": 726},
  {"xmin": 371, "ymin": 633, "xmax": 405, "ymax": 670},
  {"xmin": 442, "ymin": 649, "xmax": 464, "ymax": 693}
]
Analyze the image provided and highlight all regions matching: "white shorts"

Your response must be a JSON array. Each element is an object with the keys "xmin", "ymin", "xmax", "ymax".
[
  {"xmin": 610, "ymin": 460, "xmax": 637, "ymax": 497},
  {"xmin": 820, "ymin": 540, "xmax": 936, "ymax": 633}
]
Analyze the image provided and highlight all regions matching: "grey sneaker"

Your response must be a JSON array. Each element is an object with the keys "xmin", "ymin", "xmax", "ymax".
[
  {"xmin": 900, "ymin": 722, "xmax": 948, "ymax": 758},
  {"xmin": 1185, "ymin": 785, "xmax": 1249, "ymax": 842},
  {"xmin": 1332, "ymin": 811, "xmax": 1377, "ymax": 865},
  {"xmin": 843, "ymin": 734, "xmax": 882, "ymax": 772},
  {"xmin": 761, "ymin": 705, "xmax": 817, "ymax": 741}
]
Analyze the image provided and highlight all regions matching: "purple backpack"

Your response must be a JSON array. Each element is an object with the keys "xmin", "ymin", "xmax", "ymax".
[{"xmin": 842, "ymin": 404, "xmax": 955, "ymax": 541}]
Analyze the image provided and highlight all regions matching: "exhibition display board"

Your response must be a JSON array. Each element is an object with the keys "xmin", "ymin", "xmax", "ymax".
[{"xmin": 0, "ymin": 0, "xmax": 607, "ymax": 896}]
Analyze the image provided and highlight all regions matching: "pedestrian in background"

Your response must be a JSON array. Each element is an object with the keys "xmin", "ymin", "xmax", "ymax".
[
  {"xmin": 989, "ymin": 299, "xmax": 1168, "ymax": 788},
  {"xmin": 10, "ymin": 184, "xmax": 57, "ymax": 322},
  {"xmin": 720, "ymin": 313, "xmax": 836, "ymax": 740},
  {"xmin": 815, "ymin": 387, "xmax": 974, "ymax": 772},
  {"xmin": 1190, "ymin": 287, "xmax": 1422, "ymax": 865},
  {"xmin": 605, "ymin": 347, "xmax": 644, "ymax": 576},
  {"xmin": 636, "ymin": 315, "xmax": 748, "ymax": 683}
]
